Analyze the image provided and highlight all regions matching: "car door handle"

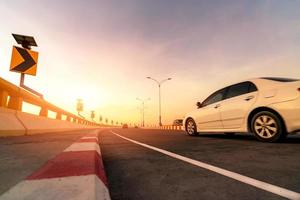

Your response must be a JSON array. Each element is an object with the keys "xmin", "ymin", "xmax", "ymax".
[
  {"xmin": 214, "ymin": 104, "xmax": 221, "ymax": 108},
  {"xmin": 244, "ymin": 96, "xmax": 254, "ymax": 101}
]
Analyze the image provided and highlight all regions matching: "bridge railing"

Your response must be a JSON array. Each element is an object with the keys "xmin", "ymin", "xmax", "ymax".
[
  {"xmin": 161, "ymin": 125, "xmax": 184, "ymax": 130},
  {"xmin": 0, "ymin": 77, "xmax": 98, "ymax": 126}
]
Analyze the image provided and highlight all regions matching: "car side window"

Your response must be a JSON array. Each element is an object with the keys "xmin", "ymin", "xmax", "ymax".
[
  {"xmin": 248, "ymin": 82, "xmax": 258, "ymax": 93},
  {"xmin": 226, "ymin": 81, "xmax": 257, "ymax": 99},
  {"xmin": 202, "ymin": 88, "xmax": 227, "ymax": 107}
]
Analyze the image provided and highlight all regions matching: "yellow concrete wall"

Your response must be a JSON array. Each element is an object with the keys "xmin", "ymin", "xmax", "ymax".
[
  {"xmin": 0, "ymin": 107, "xmax": 25, "ymax": 136},
  {"xmin": 0, "ymin": 107, "xmax": 97, "ymax": 137}
]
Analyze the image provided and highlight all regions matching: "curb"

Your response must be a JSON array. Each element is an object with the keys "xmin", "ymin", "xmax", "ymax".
[{"xmin": 0, "ymin": 130, "xmax": 111, "ymax": 200}]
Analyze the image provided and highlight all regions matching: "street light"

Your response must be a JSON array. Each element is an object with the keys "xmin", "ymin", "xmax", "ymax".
[
  {"xmin": 136, "ymin": 97, "xmax": 150, "ymax": 127},
  {"xmin": 146, "ymin": 77, "xmax": 172, "ymax": 126}
]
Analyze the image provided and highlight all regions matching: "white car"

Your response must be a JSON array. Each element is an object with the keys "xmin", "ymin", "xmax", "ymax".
[{"xmin": 184, "ymin": 77, "xmax": 300, "ymax": 142}]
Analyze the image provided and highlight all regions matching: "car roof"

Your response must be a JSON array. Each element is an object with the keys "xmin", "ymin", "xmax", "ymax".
[
  {"xmin": 228, "ymin": 77, "xmax": 299, "ymax": 90},
  {"xmin": 247, "ymin": 77, "xmax": 299, "ymax": 82},
  {"xmin": 220, "ymin": 78, "xmax": 278, "ymax": 91},
  {"xmin": 204, "ymin": 77, "xmax": 298, "ymax": 99}
]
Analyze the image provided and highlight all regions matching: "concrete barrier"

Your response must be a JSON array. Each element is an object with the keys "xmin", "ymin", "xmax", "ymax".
[
  {"xmin": 0, "ymin": 77, "xmax": 101, "ymax": 135},
  {"xmin": 160, "ymin": 125, "xmax": 183, "ymax": 131},
  {"xmin": 142, "ymin": 125, "xmax": 184, "ymax": 131},
  {"xmin": 0, "ymin": 107, "xmax": 97, "ymax": 137},
  {"xmin": 0, "ymin": 107, "xmax": 25, "ymax": 136}
]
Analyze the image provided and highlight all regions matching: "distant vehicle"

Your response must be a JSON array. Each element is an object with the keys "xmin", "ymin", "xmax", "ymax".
[
  {"xmin": 134, "ymin": 125, "xmax": 139, "ymax": 128},
  {"xmin": 122, "ymin": 124, "xmax": 128, "ymax": 129},
  {"xmin": 173, "ymin": 119, "xmax": 183, "ymax": 126},
  {"xmin": 183, "ymin": 77, "xmax": 300, "ymax": 142}
]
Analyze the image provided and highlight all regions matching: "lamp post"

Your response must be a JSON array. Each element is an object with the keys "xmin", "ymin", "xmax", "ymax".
[
  {"xmin": 136, "ymin": 97, "xmax": 150, "ymax": 127},
  {"xmin": 146, "ymin": 77, "xmax": 172, "ymax": 126}
]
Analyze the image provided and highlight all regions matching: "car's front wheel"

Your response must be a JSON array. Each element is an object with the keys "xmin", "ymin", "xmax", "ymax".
[
  {"xmin": 251, "ymin": 111, "xmax": 286, "ymax": 142},
  {"xmin": 186, "ymin": 118, "xmax": 198, "ymax": 136}
]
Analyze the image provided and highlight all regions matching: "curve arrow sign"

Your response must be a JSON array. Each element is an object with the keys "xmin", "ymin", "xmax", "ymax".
[{"xmin": 10, "ymin": 46, "xmax": 38, "ymax": 76}]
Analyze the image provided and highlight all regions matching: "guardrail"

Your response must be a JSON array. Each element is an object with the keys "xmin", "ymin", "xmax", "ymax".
[
  {"xmin": 0, "ymin": 77, "xmax": 98, "ymax": 126},
  {"xmin": 161, "ymin": 125, "xmax": 184, "ymax": 130}
]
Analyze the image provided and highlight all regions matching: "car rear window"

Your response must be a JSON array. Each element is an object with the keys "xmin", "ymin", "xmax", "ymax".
[
  {"xmin": 225, "ymin": 81, "xmax": 257, "ymax": 99},
  {"xmin": 262, "ymin": 77, "xmax": 300, "ymax": 82}
]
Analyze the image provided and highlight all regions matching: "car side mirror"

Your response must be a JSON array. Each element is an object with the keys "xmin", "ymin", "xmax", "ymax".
[{"xmin": 196, "ymin": 102, "xmax": 202, "ymax": 109}]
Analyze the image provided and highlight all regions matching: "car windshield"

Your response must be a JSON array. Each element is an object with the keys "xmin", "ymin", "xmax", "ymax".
[{"xmin": 261, "ymin": 77, "xmax": 300, "ymax": 82}]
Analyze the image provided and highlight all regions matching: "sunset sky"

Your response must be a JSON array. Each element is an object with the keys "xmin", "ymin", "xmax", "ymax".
[{"xmin": 0, "ymin": 0, "xmax": 300, "ymax": 126}]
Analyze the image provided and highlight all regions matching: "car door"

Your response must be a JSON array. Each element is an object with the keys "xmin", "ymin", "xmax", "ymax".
[
  {"xmin": 195, "ymin": 88, "xmax": 227, "ymax": 130},
  {"xmin": 220, "ymin": 81, "xmax": 258, "ymax": 129}
]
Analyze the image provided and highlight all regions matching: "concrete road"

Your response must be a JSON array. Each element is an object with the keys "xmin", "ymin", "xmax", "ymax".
[
  {"xmin": 0, "ymin": 130, "xmax": 93, "ymax": 194},
  {"xmin": 100, "ymin": 129, "xmax": 300, "ymax": 200}
]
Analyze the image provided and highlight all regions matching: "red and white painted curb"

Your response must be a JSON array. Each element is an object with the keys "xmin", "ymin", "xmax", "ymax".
[{"xmin": 0, "ymin": 130, "xmax": 110, "ymax": 200}]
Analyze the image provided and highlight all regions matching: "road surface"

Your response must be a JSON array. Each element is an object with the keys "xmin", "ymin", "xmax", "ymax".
[
  {"xmin": 100, "ymin": 128, "xmax": 300, "ymax": 200},
  {"xmin": 1, "ymin": 128, "xmax": 299, "ymax": 200}
]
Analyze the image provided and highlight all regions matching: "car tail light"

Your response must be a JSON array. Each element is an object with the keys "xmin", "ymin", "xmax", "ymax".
[{"xmin": 298, "ymin": 88, "xmax": 300, "ymax": 92}]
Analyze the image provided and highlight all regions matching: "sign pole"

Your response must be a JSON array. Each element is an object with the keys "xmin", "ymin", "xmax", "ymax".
[
  {"xmin": 11, "ymin": 33, "xmax": 43, "ymax": 99},
  {"xmin": 19, "ymin": 73, "xmax": 43, "ymax": 98},
  {"xmin": 20, "ymin": 73, "xmax": 25, "ymax": 86}
]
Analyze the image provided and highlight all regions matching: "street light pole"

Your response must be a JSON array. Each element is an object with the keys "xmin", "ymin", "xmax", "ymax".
[
  {"xmin": 142, "ymin": 101, "xmax": 145, "ymax": 127},
  {"xmin": 146, "ymin": 77, "xmax": 172, "ymax": 126},
  {"xmin": 136, "ymin": 97, "xmax": 150, "ymax": 127},
  {"xmin": 158, "ymin": 84, "xmax": 161, "ymax": 127}
]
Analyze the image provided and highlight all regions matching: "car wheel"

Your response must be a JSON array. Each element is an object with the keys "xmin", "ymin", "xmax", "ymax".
[
  {"xmin": 186, "ymin": 118, "xmax": 198, "ymax": 136},
  {"xmin": 251, "ymin": 111, "xmax": 286, "ymax": 142}
]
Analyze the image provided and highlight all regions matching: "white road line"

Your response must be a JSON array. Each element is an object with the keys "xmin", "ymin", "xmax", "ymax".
[
  {"xmin": 64, "ymin": 142, "xmax": 101, "ymax": 155},
  {"xmin": 111, "ymin": 131, "xmax": 300, "ymax": 200}
]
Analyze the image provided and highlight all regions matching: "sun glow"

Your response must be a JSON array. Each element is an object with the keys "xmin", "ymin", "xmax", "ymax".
[
  {"xmin": 48, "ymin": 84, "xmax": 108, "ymax": 113},
  {"xmin": 1, "ymin": 1, "xmax": 300, "ymax": 126}
]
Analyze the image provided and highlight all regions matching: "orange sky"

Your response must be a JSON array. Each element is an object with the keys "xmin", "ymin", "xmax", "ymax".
[{"xmin": 0, "ymin": 1, "xmax": 300, "ymax": 126}]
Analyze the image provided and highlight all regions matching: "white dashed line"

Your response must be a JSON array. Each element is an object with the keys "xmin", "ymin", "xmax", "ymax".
[{"xmin": 111, "ymin": 130, "xmax": 300, "ymax": 200}]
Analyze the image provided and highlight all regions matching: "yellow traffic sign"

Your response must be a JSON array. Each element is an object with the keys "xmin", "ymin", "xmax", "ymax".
[{"xmin": 10, "ymin": 46, "xmax": 38, "ymax": 76}]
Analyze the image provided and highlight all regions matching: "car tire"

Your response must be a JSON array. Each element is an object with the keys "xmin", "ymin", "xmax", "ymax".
[
  {"xmin": 186, "ymin": 118, "xmax": 198, "ymax": 136},
  {"xmin": 251, "ymin": 111, "xmax": 287, "ymax": 142}
]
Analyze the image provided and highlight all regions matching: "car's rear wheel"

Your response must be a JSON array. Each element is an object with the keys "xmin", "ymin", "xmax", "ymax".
[
  {"xmin": 251, "ymin": 111, "xmax": 286, "ymax": 142},
  {"xmin": 186, "ymin": 118, "xmax": 198, "ymax": 136}
]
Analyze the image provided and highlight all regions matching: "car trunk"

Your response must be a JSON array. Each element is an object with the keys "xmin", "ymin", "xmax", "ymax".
[{"xmin": 275, "ymin": 81, "xmax": 300, "ymax": 102}]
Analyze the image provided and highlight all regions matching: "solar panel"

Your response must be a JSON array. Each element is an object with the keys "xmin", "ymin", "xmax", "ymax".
[{"xmin": 12, "ymin": 33, "xmax": 38, "ymax": 47}]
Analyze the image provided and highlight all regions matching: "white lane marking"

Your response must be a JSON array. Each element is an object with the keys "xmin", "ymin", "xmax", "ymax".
[
  {"xmin": 111, "ymin": 131, "xmax": 300, "ymax": 200},
  {"xmin": 0, "ymin": 175, "xmax": 110, "ymax": 200},
  {"xmin": 64, "ymin": 142, "xmax": 101, "ymax": 155}
]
